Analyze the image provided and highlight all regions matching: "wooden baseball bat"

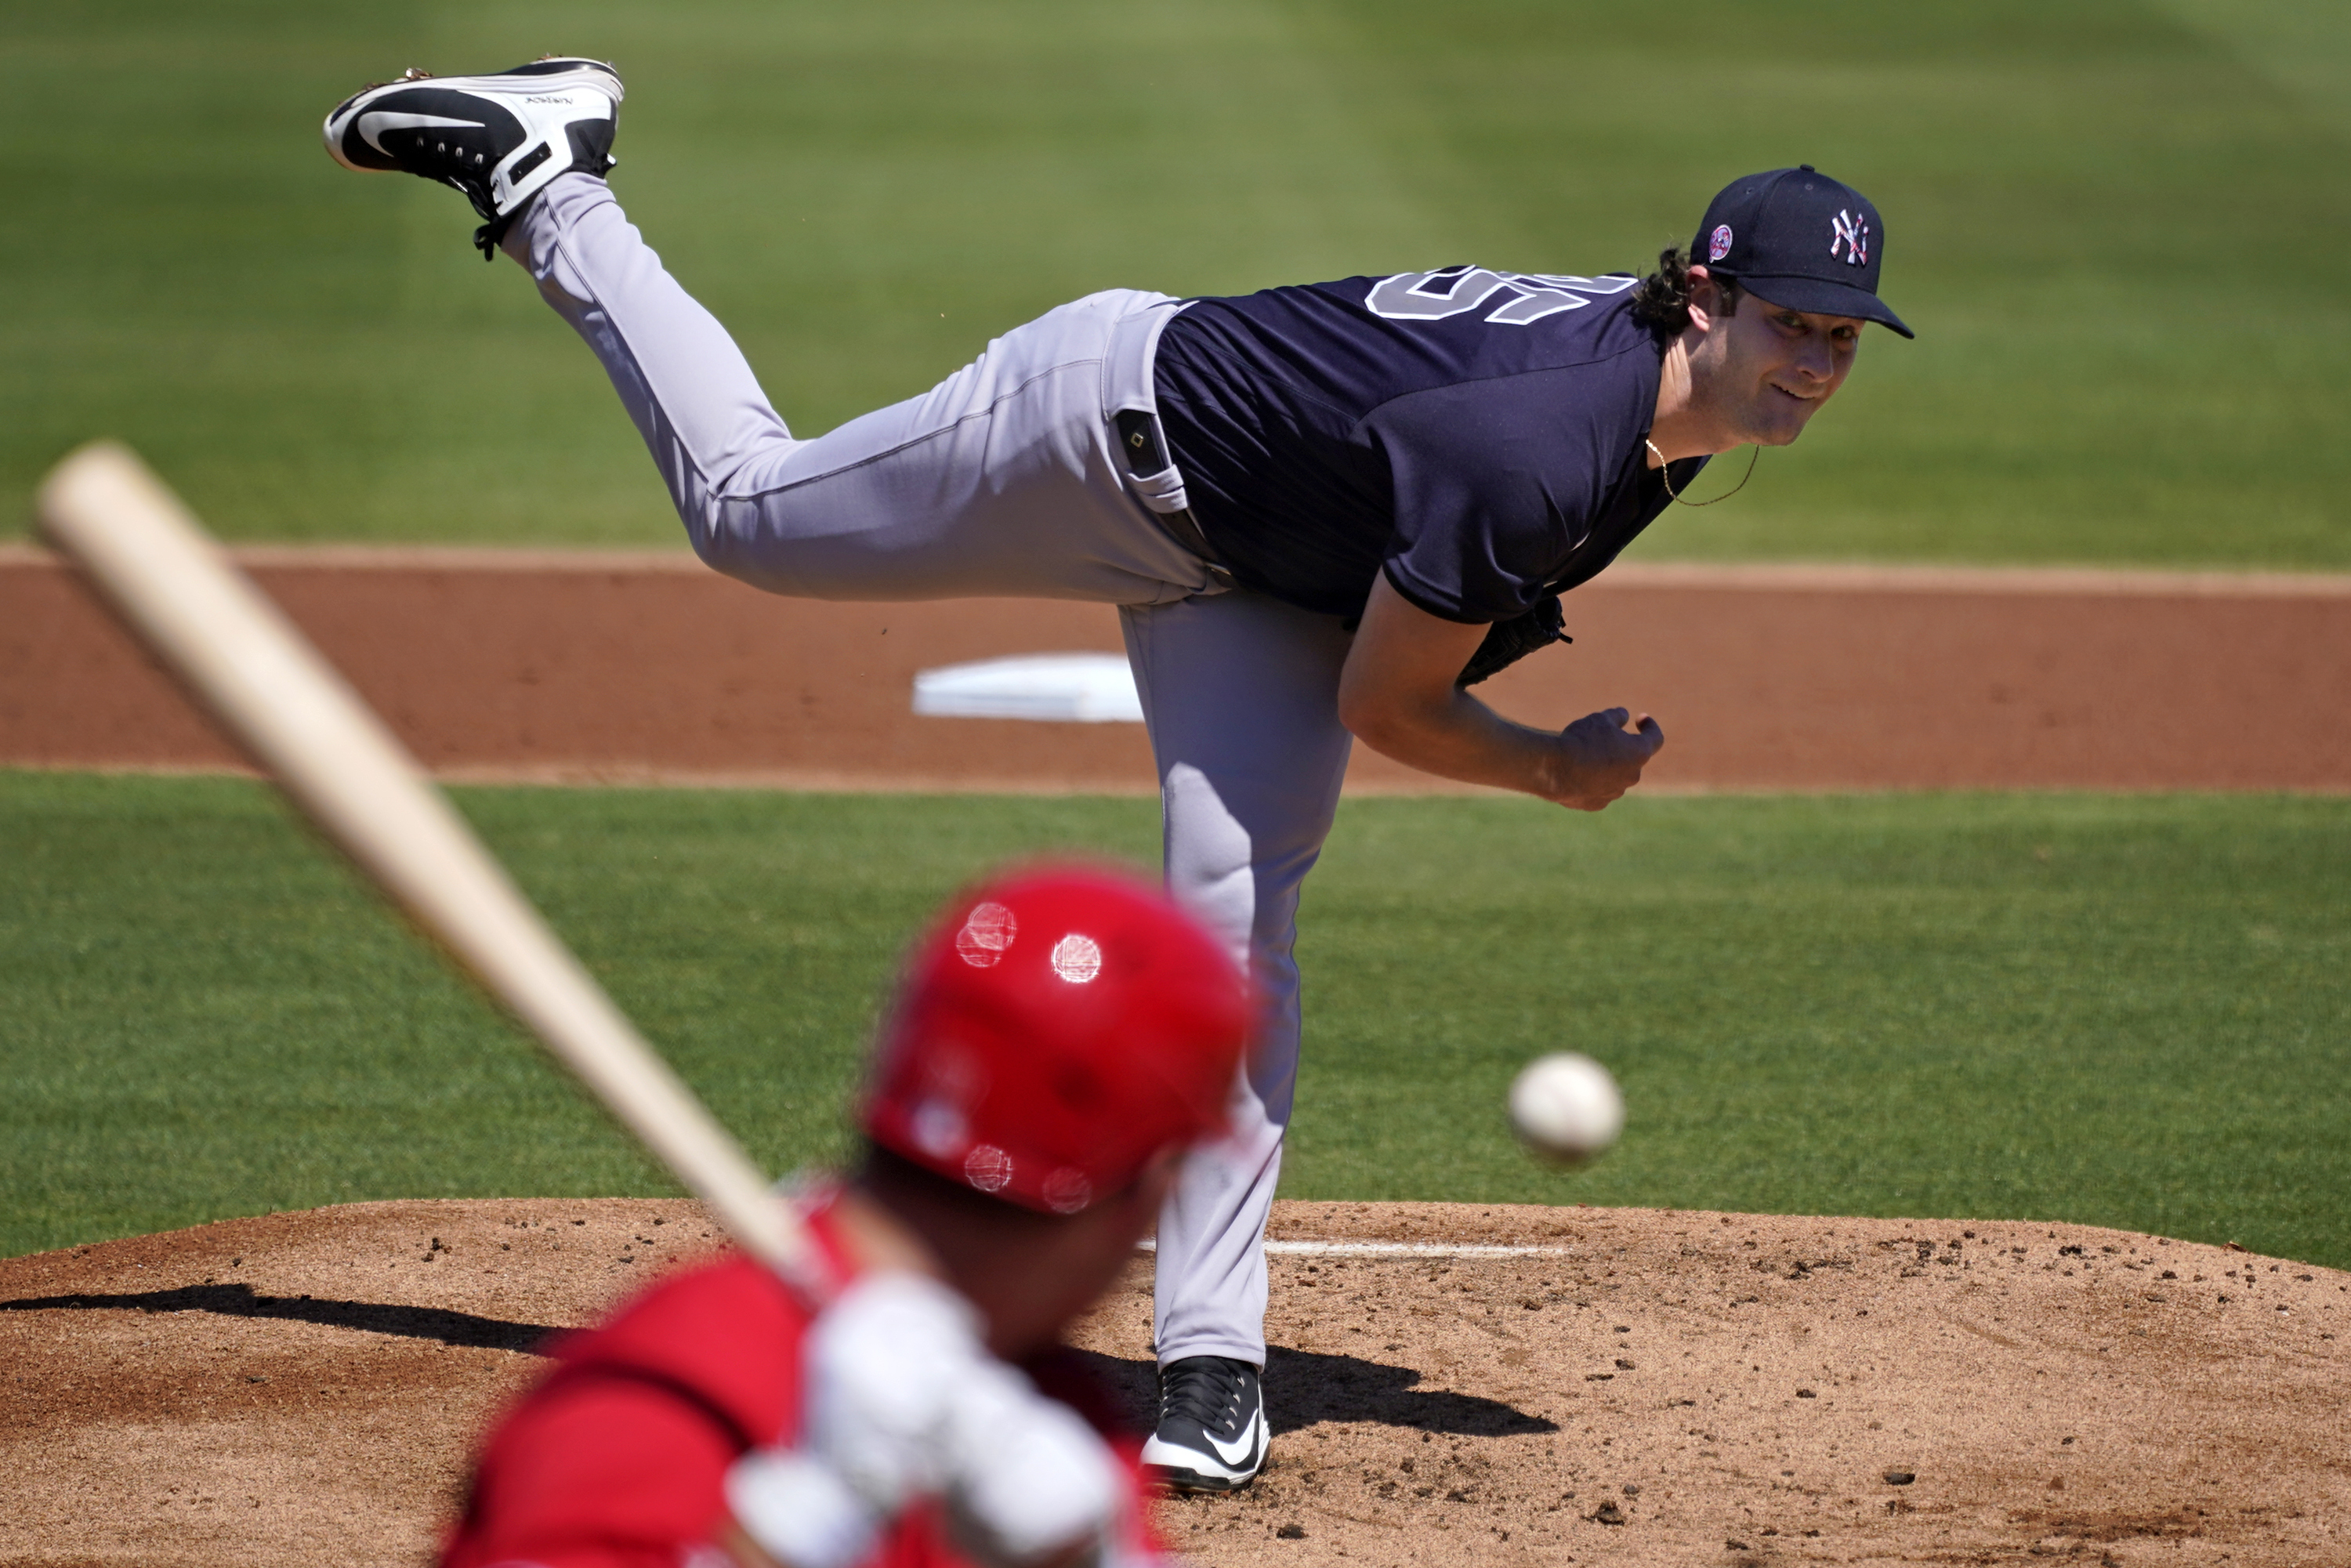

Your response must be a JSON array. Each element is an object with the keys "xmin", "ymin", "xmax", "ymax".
[{"xmin": 35, "ymin": 441, "xmax": 829, "ymax": 1302}]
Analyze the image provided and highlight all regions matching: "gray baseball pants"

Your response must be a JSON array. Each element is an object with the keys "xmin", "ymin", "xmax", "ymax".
[{"xmin": 508, "ymin": 173, "xmax": 1354, "ymax": 1370}]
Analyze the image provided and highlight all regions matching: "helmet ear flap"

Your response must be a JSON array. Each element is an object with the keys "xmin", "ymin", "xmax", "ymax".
[{"xmin": 860, "ymin": 864, "xmax": 1252, "ymax": 1215}]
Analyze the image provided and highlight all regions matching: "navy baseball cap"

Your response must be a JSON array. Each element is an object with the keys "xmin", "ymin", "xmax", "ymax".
[{"xmin": 1692, "ymin": 166, "xmax": 1912, "ymax": 339}]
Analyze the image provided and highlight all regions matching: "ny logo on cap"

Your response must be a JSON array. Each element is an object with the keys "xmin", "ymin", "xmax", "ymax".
[{"xmin": 1830, "ymin": 209, "xmax": 1869, "ymax": 267}]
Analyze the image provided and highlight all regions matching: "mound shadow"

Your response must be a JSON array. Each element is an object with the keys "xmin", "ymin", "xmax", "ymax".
[
  {"xmin": 0, "ymin": 1283, "xmax": 563, "ymax": 1354},
  {"xmin": 1067, "ymin": 1345, "xmax": 1557, "ymax": 1438}
]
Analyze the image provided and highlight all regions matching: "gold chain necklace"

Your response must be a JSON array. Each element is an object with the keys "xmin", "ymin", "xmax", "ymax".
[{"xmin": 1646, "ymin": 440, "xmax": 1759, "ymax": 507}]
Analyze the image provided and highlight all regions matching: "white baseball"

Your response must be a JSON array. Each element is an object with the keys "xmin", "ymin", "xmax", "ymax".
[{"xmin": 1507, "ymin": 1052, "xmax": 1625, "ymax": 1164}]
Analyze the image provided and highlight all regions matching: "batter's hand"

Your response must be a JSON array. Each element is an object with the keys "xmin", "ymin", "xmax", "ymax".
[
  {"xmin": 1548, "ymin": 708, "xmax": 1663, "ymax": 811},
  {"xmin": 727, "ymin": 1271, "xmax": 1125, "ymax": 1568}
]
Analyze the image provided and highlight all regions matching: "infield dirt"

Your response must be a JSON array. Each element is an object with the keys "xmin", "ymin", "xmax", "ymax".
[
  {"xmin": 7, "ymin": 551, "xmax": 2351, "ymax": 792},
  {"xmin": 7, "ymin": 552, "xmax": 2348, "ymax": 1563},
  {"xmin": 4, "ymin": 1200, "xmax": 2344, "ymax": 1566}
]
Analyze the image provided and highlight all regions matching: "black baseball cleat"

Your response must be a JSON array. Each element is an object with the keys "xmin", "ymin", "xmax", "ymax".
[
  {"xmin": 323, "ymin": 58, "xmax": 624, "ymax": 259},
  {"xmin": 1142, "ymin": 1356, "xmax": 1269, "ymax": 1492}
]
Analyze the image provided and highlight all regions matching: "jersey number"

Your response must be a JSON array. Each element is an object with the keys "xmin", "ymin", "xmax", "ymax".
[{"xmin": 1364, "ymin": 266, "xmax": 1637, "ymax": 327}]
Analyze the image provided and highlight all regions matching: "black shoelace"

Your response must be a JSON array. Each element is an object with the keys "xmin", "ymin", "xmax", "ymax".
[{"xmin": 1158, "ymin": 1358, "xmax": 1248, "ymax": 1435}]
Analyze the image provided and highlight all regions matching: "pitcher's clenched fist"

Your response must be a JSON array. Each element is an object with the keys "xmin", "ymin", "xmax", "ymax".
[{"xmin": 1550, "ymin": 708, "xmax": 1666, "ymax": 811}]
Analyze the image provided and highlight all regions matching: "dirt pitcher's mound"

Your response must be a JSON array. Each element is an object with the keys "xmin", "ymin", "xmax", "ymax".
[{"xmin": 2, "ymin": 1202, "xmax": 2344, "ymax": 1567}]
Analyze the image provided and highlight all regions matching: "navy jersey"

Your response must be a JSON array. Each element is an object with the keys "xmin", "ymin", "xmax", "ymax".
[{"xmin": 1151, "ymin": 267, "xmax": 1708, "ymax": 624}]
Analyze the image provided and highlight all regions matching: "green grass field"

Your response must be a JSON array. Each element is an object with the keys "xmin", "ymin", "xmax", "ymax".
[
  {"xmin": 6, "ymin": 772, "xmax": 2346, "ymax": 1268},
  {"xmin": 4, "ymin": 5, "xmax": 2346, "ymax": 1284},
  {"xmin": 4, "ymin": 0, "xmax": 2346, "ymax": 564}
]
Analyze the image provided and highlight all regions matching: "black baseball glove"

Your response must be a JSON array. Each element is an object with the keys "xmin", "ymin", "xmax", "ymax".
[{"xmin": 1456, "ymin": 594, "xmax": 1569, "ymax": 686}]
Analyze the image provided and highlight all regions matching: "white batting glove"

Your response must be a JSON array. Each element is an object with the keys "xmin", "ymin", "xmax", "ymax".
[
  {"xmin": 937, "ymin": 1358, "xmax": 1125, "ymax": 1567},
  {"xmin": 723, "ymin": 1449, "xmax": 878, "ymax": 1568},
  {"xmin": 723, "ymin": 1272, "xmax": 975, "ymax": 1568},
  {"xmin": 733, "ymin": 1269, "xmax": 1131, "ymax": 1568},
  {"xmin": 802, "ymin": 1270, "xmax": 980, "ymax": 1505}
]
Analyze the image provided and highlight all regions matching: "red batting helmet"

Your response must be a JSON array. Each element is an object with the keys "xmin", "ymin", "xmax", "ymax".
[{"xmin": 860, "ymin": 864, "xmax": 1252, "ymax": 1215}]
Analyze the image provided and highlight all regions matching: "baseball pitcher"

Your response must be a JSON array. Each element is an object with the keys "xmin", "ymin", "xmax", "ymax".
[{"xmin": 323, "ymin": 56, "xmax": 1911, "ymax": 1494}]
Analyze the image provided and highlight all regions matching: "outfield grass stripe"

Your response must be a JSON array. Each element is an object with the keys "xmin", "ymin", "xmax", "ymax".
[
  {"xmin": 5, "ymin": 2, "xmax": 2348, "ymax": 567},
  {"xmin": 5, "ymin": 773, "xmax": 2346, "ymax": 1267}
]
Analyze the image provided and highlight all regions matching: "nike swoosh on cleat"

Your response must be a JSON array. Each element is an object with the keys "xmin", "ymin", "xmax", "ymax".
[
  {"xmin": 357, "ymin": 111, "xmax": 484, "ymax": 156},
  {"xmin": 1199, "ymin": 1416, "xmax": 1264, "ymax": 1469}
]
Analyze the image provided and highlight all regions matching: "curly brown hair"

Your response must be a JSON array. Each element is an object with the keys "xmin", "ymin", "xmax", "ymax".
[{"xmin": 1628, "ymin": 247, "xmax": 1743, "ymax": 337}]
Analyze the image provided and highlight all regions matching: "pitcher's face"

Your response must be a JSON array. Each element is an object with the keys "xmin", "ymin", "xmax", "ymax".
[{"xmin": 1690, "ymin": 281, "xmax": 1864, "ymax": 448}]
